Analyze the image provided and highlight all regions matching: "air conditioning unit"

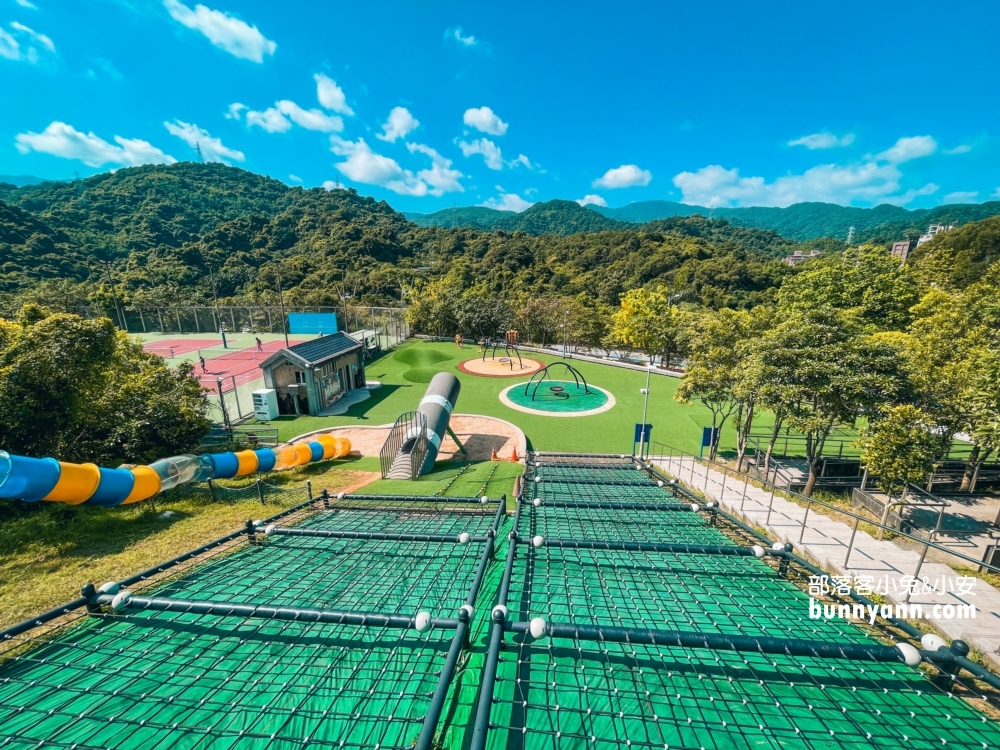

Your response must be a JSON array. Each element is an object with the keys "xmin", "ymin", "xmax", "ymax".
[{"xmin": 252, "ymin": 388, "xmax": 279, "ymax": 420}]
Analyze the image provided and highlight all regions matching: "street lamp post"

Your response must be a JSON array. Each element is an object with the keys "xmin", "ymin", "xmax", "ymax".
[
  {"xmin": 275, "ymin": 260, "xmax": 290, "ymax": 347},
  {"xmin": 206, "ymin": 261, "xmax": 221, "ymax": 332},
  {"xmin": 638, "ymin": 365, "xmax": 651, "ymax": 458}
]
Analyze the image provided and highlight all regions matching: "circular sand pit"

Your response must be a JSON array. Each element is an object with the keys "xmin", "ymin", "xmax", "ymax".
[
  {"xmin": 458, "ymin": 356, "xmax": 543, "ymax": 378},
  {"xmin": 500, "ymin": 380, "xmax": 615, "ymax": 417}
]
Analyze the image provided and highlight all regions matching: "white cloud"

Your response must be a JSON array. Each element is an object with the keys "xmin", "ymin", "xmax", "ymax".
[
  {"xmin": 276, "ymin": 100, "xmax": 342, "ymax": 132},
  {"xmin": 16, "ymin": 0, "xmax": 39, "ymax": 8},
  {"xmin": 993, "ymin": 188, "xmax": 1000, "ymax": 200},
  {"xmin": 244, "ymin": 99, "xmax": 342, "ymax": 133},
  {"xmin": 314, "ymin": 73, "xmax": 353, "ymax": 115},
  {"xmin": 378, "ymin": 106, "xmax": 419, "ymax": 142},
  {"xmin": 447, "ymin": 26, "xmax": 477, "ymax": 46},
  {"xmin": 509, "ymin": 153, "xmax": 532, "ymax": 169},
  {"xmin": 15, "ymin": 121, "xmax": 176, "ymax": 167},
  {"xmin": 459, "ymin": 137, "xmax": 503, "ymax": 170},
  {"xmin": 164, "ymin": 120, "xmax": 244, "ymax": 163},
  {"xmin": 10, "ymin": 21, "xmax": 52, "ymax": 51},
  {"xmin": 225, "ymin": 102, "xmax": 246, "ymax": 120},
  {"xmin": 944, "ymin": 144, "xmax": 972, "ymax": 155},
  {"xmin": 330, "ymin": 136, "xmax": 427, "ymax": 196},
  {"xmin": 463, "ymin": 106, "xmax": 507, "ymax": 136},
  {"xmin": 245, "ymin": 106, "xmax": 291, "ymax": 133},
  {"xmin": 943, "ymin": 190, "xmax": 979, "ymax": 203},
  {"xmin": 673, "ymin": 162, "xmax": 937, "ymax": 208},
  {"xmin": 576, "ymin": 194, "xmax": 607, "ymax": 207},
  {"xmin": 288, "ymin": 174, "xmax": 302, "ymax": 183},
  {"xmin": 876, "ymin": 135, "xmax": 937, "ymax": 164},
  {"xmin": 593, "ymin": 164, "xmax": 652, "ymax": 189},
  {"xmin": 480, "ymin": 187, "xmax": 533, "ymax": 212},
  {"xmin": 163, "ymin": 0, "xmax": 275, "ymax": 62},
  {"xmin": 1, "ymin": 21, "xmax": 54, "ymax": 62},
  {"xmin": 788, "ymin": 132, "xmax": 855, "ymax": 149},
  {"xmin": 322, "ymin": 179, "xmax": 339, "ymax": 190},
  {"xmin": 407, "ymin": 142, "xmax": 464, "ymax": 196}
]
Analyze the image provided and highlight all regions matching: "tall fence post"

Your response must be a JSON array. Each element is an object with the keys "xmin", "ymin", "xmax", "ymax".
[
  {"xmin": 307, "ymin": 480, "xmax": 313, "ymax": 504},
  {"xmin": 740, "ymin": 474, "xmax": 749, "ymax": 512},
  {"xmin": 207, "ymin": 479, "xmax": 216, "ymax": 501},
  {"xmin": 765, "ymin": 484, "xmax": 777, "ymax": 525},
  {"xmin": 844, "ymin": 515, "xmax": 861, "ymax": 568},
  {"xmin": 256, "ymin": 478, "xmax": 265, "ymax": 504},
  {"xmin": 799, "ymin": 497, "xmax": 813, "ymax": 544},
  {"xmin": 719, "ymin": 467, "xmax": 728, "ymax": 503},
  {"xmin": 905, "ymin": 543, "xmax": 930, "ymax": 603}
]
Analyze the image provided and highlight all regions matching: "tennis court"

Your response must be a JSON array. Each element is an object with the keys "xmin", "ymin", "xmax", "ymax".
[
  {"xmin": 193, "ymin": 339, "xmax": 306, "ymax": 389},
  {"xmin": 141, "ymin": 337, "xmax": 222, "ymax": 358}
]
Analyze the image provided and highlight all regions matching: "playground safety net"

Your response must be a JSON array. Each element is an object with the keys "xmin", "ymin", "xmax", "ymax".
[
  {"xmin": 0, "ymin": 492, "xmax": 503, "ymax": 750},
  {"xmin": 4, "ymin": 458, "xmax": 1000, "ymax": 749},
  {"xmin": 473, "ymin": 454, "xmax": 1000, "ymax": 749}
]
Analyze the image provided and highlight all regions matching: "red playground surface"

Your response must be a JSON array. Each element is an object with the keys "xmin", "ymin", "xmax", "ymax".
[
  {"xmin": 143, "ymin": 338, "xmax": 222, "ymax": 357},
  {"xmin": 195, "ymin": 340, "xmax": 304, "ymax": 389}
]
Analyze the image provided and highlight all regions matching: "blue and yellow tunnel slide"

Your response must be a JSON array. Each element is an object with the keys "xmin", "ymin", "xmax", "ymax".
[{"xmin": 0, "ymin": 435, "xmax": 351, "ymax": 507}]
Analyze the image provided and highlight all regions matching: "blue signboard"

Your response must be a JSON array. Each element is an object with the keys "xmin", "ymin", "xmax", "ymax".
[
  {"xmin": 634, "ymin": 423, "xmax": 652, "ymax": 442},
  {"xmin": 701, "ymin": 426, "xmax": 720, "ymax": 447},
  {"xmin": 288, "ymin": 312, "xmax": 339, "ymax": 334}
]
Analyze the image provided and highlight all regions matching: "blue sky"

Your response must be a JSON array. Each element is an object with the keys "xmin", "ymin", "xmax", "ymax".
[{"xmin": 2, "ymin": 0, "xmax": 998, "ymax": 213}]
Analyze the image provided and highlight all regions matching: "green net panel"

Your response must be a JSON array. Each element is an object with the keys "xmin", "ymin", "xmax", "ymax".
[
  {"xmin": 480, "ymin": 455, "xmax": 1000, "ymax": 750},
  {"xmin": 0, "ymin": 494, "xmax": 501, "ymax": 750}
]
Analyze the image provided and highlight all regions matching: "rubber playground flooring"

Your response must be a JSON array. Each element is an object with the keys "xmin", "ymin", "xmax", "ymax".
[{"xmin": 2, "ymin": 457, "xmax": 999, "ymax": 748}]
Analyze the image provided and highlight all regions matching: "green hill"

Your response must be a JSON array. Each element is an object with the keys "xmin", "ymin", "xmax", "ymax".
[
  {"xmin": 593, "ymin": 199, "xmax": 1000, "ymax": 243},
  {"xmin": 0, "ymin": 162, "xmax": 799, "ymax": 313},
  {"xmin": 407, "ymin": 199, "xmax": 623, "ymax": 235}
]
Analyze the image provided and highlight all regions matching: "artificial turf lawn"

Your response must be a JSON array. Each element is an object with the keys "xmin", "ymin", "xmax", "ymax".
[{"xmin": 270, "ymin": 340, "xmax": 732, "ymax": 454}]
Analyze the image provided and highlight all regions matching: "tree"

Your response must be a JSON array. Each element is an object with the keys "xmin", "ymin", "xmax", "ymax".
[
  {"xmin": 608, "ymin": 287, "xmax": 690, "ymax": 367},
  {"xmin": 751, "ymin": 308, "xmax": 909, "ymax": 496},
  {"xmin": 858, "ymin": 405, "xmax": 939, "ymax": 504},
  {"xmin": 0, "ymin": 307, "xmax": 211, "ymax": 463},
  {"xmin": 454, "ymin": 289, "xmax": 513, "ymax": 340},
  {"xmin": 777, "ymin": 244, "xmax": 919, "ymax": 331},
  {"xmin": 675, "ymin": 308, "xmax": 758, "ymax": 461}
]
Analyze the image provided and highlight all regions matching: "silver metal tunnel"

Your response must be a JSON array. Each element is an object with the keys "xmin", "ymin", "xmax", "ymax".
[{"xmin": 415, "ymin": 372, "xmax": 461, "ymax": 476}]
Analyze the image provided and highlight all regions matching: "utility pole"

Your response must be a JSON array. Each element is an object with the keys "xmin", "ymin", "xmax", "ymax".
[
  {"xmin": 83, "ymin": 259, "xmax": 100, "ymax": 316},
  {"xmin": 275, "ymin": 260, "xmax": 290, "ymax": 347},
  {"xmin": 97, "ymin": 257, "xmax": 127, "ymax": 331}
]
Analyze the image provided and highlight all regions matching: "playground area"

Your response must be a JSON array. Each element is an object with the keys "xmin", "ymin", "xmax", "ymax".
[{"xmin": 4, "ymin": 455, "xmax": 1000, "ymax": 748}]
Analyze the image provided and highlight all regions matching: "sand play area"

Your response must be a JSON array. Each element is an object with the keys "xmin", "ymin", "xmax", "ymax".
[
  {"xmin": 293, "ymin": 414, "xmax": 527, "ymax": 462},
  {"xmin": 457, "ymin": 356, "xmax": 543, "ymax": 377}
]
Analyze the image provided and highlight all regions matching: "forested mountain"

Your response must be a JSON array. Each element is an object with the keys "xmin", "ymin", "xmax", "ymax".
[
  {"xmin": 407, "ymin": 199, "xmax": 625, "ymax": 234},
  {"xmin": 410, "ymin": 196, "xmax": 1000, "ymax": 243},
  {"xmin": 0, "ymin": 175, "xmax": 53, "ymax": 188},
  {"xmin": 0, "ymin": 162, "xmax": 799, "ymax": 313}
]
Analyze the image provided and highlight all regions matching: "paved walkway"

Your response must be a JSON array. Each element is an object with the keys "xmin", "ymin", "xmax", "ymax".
[{"xmin": 652, "ymin": 454, "xmax": 1000, "ymax": 669}]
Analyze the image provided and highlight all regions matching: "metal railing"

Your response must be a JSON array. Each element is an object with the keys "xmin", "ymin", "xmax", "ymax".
[
  {"xmin": 199, "ymin": 426, "xmax": 279, "ymax": 451},
  {"xmin": 379, "ymin": 411, "xmax": 428, "ymax": 480},
  {"xmin": 646, "ymin": 441, "xmax": 1000, "ymax": 599}
]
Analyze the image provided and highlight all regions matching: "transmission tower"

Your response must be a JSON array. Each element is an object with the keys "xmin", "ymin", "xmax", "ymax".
[
  {"xmin": 195, "ymin": 142, "xmax": 204, "ymax": 163},
  {"xmin": 846, "ymin": 226, "xmax": 855, "ymax": 246}
]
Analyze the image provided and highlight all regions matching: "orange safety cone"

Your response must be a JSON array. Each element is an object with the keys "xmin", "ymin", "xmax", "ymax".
[
  {"xmin": 491, "ymin": 446, "xmax": 499, "ymax": 461},
  {"xmin": 511, "ymin": 447, "xmax": 519, "ymax": 462}
]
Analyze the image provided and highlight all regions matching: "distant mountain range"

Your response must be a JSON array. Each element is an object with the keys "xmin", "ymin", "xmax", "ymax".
[
  {"xmin": 406, "ymin": 198, "xmax": 1000, "ymax": 242},
  {"xmin": 0, "ymin": 174, "xmax": 58, "ymax": 188}
]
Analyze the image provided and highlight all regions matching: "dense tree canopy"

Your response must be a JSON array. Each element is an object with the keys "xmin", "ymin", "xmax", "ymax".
[{"xmin": 0, "ymin": 305, "xmax": 211, "ymax": 462}]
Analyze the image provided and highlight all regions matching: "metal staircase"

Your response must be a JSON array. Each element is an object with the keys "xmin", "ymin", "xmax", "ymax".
[{"xmin": 379, "ymin": 411, "xmax": 429, "ymax": 480}]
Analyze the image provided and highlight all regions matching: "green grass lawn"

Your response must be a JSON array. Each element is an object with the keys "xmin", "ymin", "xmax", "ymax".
[{"xmin": 268, "ymin": 340, "xmax": 724, "ymax": 454}]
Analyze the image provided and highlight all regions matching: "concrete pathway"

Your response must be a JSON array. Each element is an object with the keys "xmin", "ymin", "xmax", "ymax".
[{"xmin": 652, "ymin": 454, "xmax": 1000, "ymax": 670}]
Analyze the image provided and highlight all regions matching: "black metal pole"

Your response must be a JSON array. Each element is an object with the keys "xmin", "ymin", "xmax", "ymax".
[
  {"xmin": 506, "ymin": 620, "xmax": 908, "ymax": 663},
  {"xmin": 206, "ymin": 261, "xmax": 221, "ymax": 332},
  {"xmin": 96, "ymin": 258, "xmax": 125, "ymax": 330},
  {"xmin": 275, "ymin": 260, "xmax": 289, "ymax": 347},
  {"xmin": 92, "ymin": 593, "xmax": 459, "ymax": 630}
]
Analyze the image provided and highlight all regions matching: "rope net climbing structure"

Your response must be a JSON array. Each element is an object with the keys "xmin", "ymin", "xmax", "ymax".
[
  {"xmin": 474, "ymin": 454, "xmax": 1000, "ymax": 750},
  {"xmin": 0, "ymin": 492, "xmax": 504, "ymax": 750}
]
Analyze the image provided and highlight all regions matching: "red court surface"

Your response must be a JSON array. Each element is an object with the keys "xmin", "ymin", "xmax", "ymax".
[
  {"xmin": 195, "ymin": 340, "xmax": 305, "ymax": 389},
  {"xmin": 143, "ymin": 338, "xmax": 222, "ymax": 357}
]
